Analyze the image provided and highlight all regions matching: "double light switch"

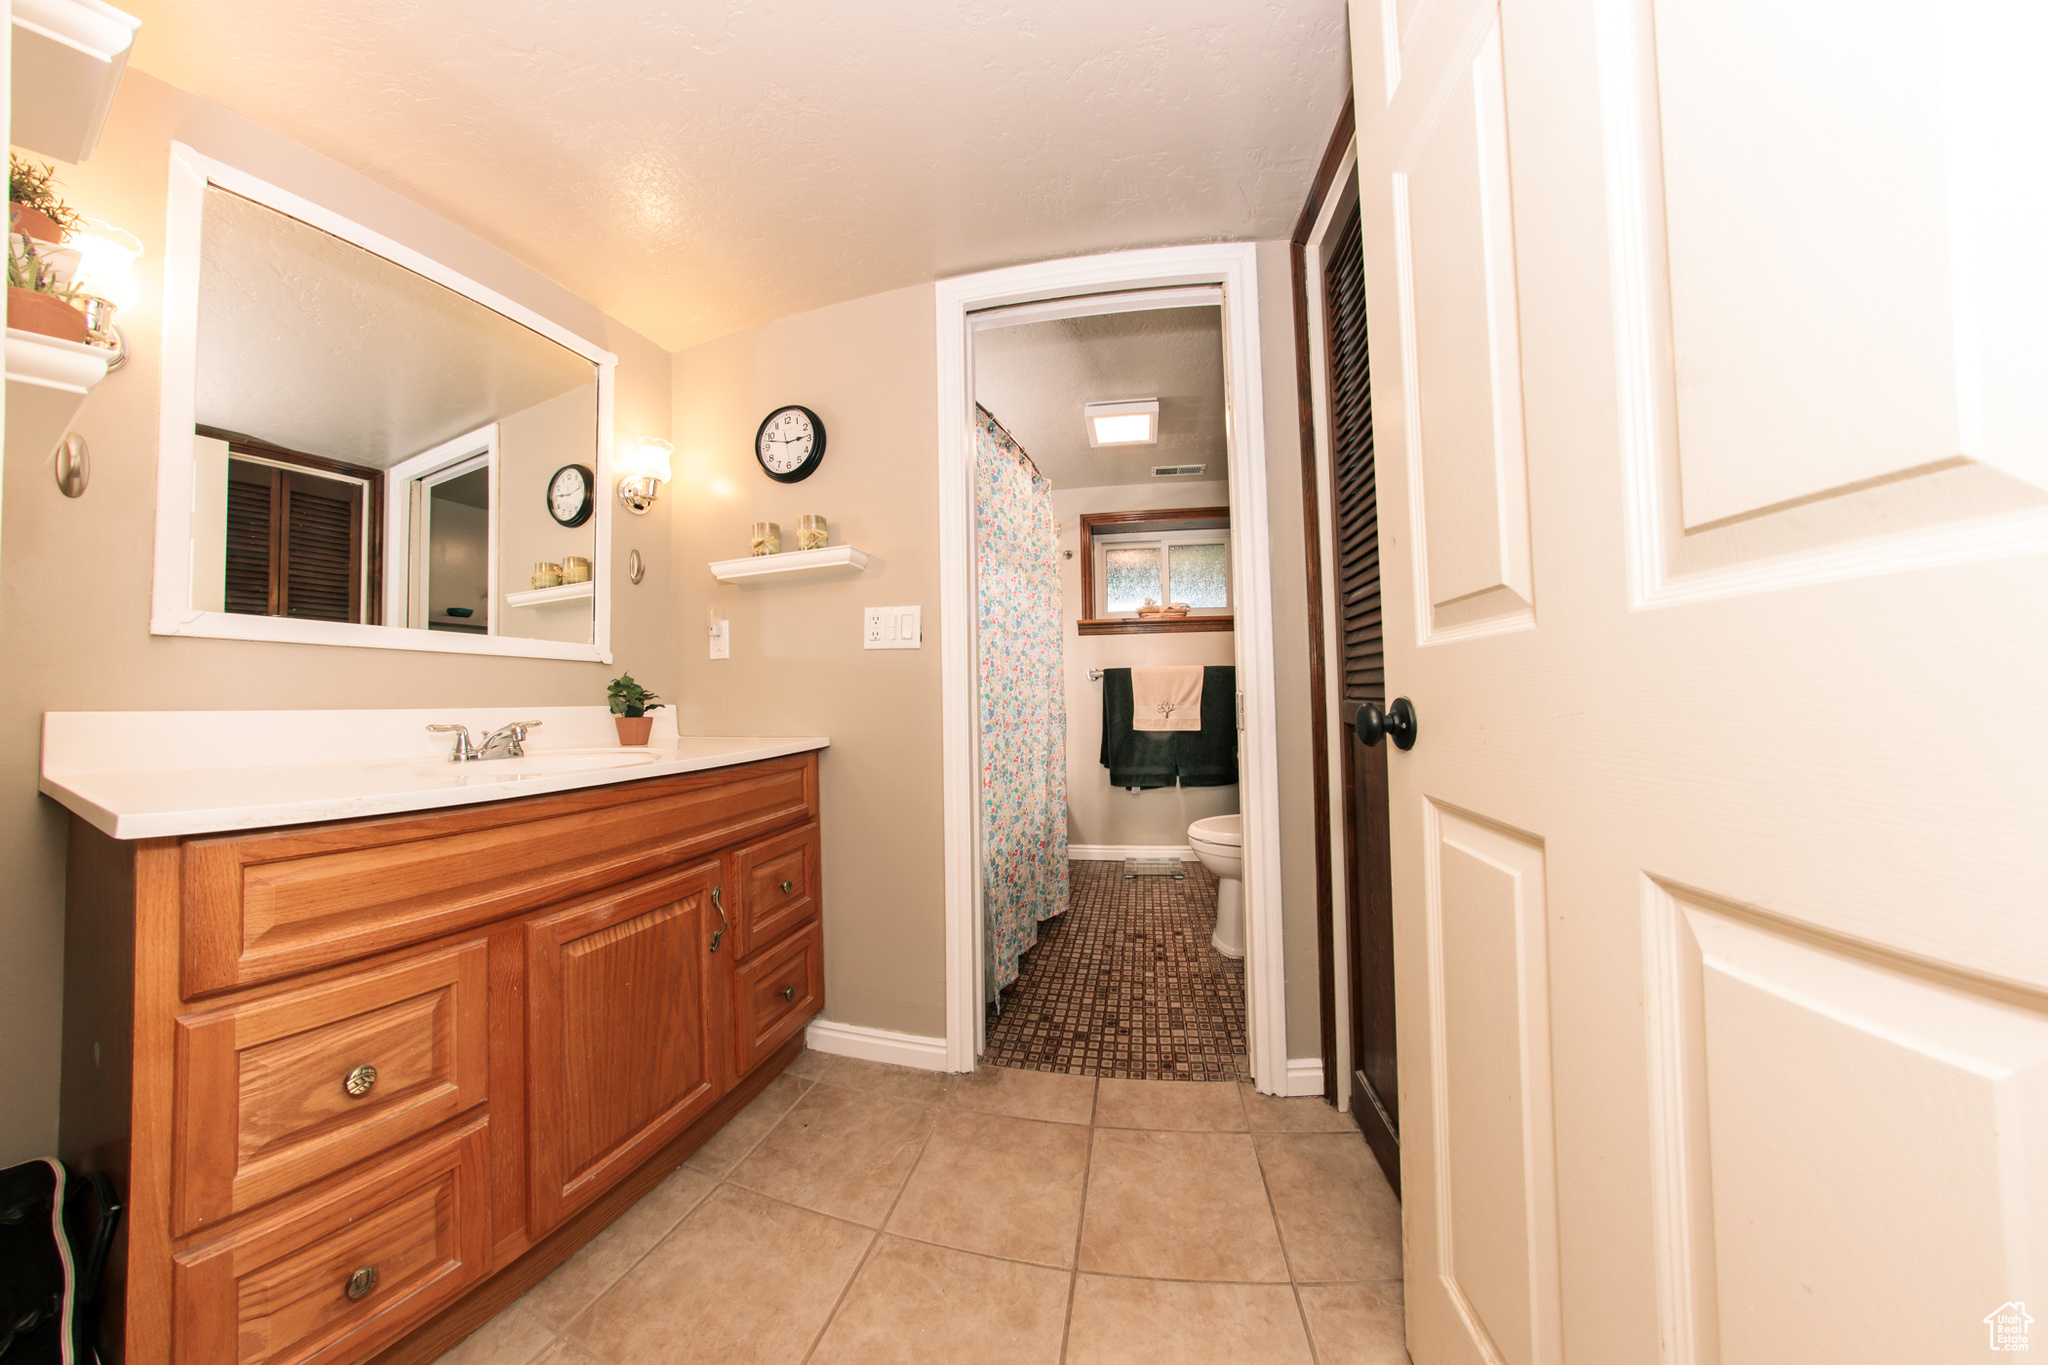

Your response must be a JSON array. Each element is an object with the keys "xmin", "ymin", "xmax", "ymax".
[{"xmin": 864, "ymin": 606, "xmax": 921, "ymax": 649}]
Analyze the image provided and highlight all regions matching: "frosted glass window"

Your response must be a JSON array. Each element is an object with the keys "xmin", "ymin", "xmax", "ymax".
[
  {"xmin": 1169, "ymin": 542, "xmax": 1228, "ymax": 608},
  {"xmin": 1105, "ymin": 546, "xmax": 1162, "ymax": 612}
]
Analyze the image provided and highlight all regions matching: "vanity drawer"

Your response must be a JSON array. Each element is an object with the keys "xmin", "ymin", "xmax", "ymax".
[
  {"xmin": 172, "ymin": 1117, "xmax": 489, "ymax": 1365},
  {"xmin": 172, "ymin": 941, "xmax": 489, "ymax": 1235},
  {"xmin": 732, "ymin": 920, "xmax": 824, "ymax": 1073},
  {"xmin": 181, "ymin": 754, "xmax": 817, "ymax": 994},
  {"xmin": 732, "ymin": 821, "xmax": 820, "ymax": 958}
]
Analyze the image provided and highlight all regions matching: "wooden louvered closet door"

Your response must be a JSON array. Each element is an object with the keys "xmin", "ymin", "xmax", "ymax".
[
  {"xmin": 1325, "ymin": 195, "xmax": 1399, "ymax": 1196},
  {"xmin": 222, "ymin": 458, "xmax": 364, "ymax": 622},
  {"xmin": 224, "ymin": 464, "xmax": 279, "ymax": 615},
  {"xmin": 280, "ymin": 471, "xmax": 361, "ymax": 621}
]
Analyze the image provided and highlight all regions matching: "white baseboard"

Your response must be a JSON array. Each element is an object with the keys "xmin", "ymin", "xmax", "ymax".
[
  {"xmin": 1068, "ymin": 844, "xmax": 1195, "ymax": 862},
  {"xmin": 804, "ymin": 1018, "xmax": 952, "ymax": 1072},
  {"xmin": 1284, "ymin": 1058, "xmax": 1327, "ymax": 1097}
]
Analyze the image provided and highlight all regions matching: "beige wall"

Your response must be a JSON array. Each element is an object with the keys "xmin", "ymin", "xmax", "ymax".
[
  {"xmin": 669, "ymin": 283, "xmax": 945, "ymax": 1039},
  {"xmin": 668, "ymin": 244, "xmax": 1327, "ymax": 1064},
  {"xmin": 0, "ymin": 72, "xmax": 676, "ymax": 1165},
  {"xmin": 1051, "ymin": 480, "xmax": 1240, "ymax": 850},
  {"xmin": 498, "ymin": 383, "xmax": 601, "ymax": 645}
]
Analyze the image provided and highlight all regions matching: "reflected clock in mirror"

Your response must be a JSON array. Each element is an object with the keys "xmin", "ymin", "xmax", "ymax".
[
  {"xmin": 548, "ymin": 464, "xmax": 595, "ymax": 527},
  {"xmin": 157, "ymin": 142, "xmax": 619, "ymax": 662}
]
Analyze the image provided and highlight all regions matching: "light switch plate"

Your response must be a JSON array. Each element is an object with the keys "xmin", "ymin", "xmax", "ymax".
[
  {"xmin": 864, "ymin": 605, "xmax": 922, "ymax": 649},
  {"xmin": 708, "ymin": 620, "xmax": 729, "ymax": 659}
]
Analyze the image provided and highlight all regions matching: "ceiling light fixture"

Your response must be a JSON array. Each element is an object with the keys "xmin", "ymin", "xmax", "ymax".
[{"xmin": 1084, "ymin": 399, "xmax": 1160, "ymax": 447}]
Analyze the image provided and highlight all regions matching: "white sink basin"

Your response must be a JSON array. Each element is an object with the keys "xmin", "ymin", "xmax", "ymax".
[{"xmin": 375, "ymin": 749, "xmax": 662, "ymax": 782}]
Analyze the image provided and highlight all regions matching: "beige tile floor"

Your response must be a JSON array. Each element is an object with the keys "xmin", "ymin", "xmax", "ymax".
[{"xmin": 435, "ymin": 1054, "xmax": 1409, "ymax": 1365}]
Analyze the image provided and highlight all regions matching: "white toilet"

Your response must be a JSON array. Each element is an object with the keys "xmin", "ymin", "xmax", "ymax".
[{"xmin": 1187, "ymin": 814, "xmax": 1245, "ymax": 959}]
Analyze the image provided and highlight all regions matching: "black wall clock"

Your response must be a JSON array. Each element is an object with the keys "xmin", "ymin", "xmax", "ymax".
[
  {"xmin": 755, "ymin": 405, "xmax": 826, "ymax": 483},
  {"xmin": 547, "ymin": 463, "xmax": 595, "ymax": 527}
]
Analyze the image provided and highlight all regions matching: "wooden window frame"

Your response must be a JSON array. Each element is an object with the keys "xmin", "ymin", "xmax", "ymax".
[
  {"xmin": 204, "ymin": 425, "xmax": 384, "ymax": 625},
  {"xmin": 1076, "ymin": 506, "xmax": 1234, "ymax": 636}
]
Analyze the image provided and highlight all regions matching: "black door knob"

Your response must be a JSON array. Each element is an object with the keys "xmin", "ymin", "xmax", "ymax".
[{"xmin": 1354, "ymin": 698, "xmax": 1418, "ymax": 751}]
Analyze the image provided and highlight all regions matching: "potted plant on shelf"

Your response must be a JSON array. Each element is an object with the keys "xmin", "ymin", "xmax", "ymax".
[
  {"xmin": 8, "ymin": 155, "xmax": 89, "ymax": 343},
  {"xmin": 607, "ymin": 672, "xmax": 664, "ymax": 746}
]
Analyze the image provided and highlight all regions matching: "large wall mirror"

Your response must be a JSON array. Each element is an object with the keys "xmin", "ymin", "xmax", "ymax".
[{"xmin": 152, "ymin": 143, "xmax": 617, "ymax": 661}]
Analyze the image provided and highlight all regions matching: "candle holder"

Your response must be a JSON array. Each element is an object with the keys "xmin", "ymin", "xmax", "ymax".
[
  {"xmin": 749, "ymin": 521, "xmax": 782, "ymax": 556},
  {"xmin": 797, "ymin": 514, "xmax": 828, "ymax": 550}
]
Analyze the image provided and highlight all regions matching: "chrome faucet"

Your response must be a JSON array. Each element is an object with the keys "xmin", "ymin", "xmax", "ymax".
[{"xmin": 425, "ymin": 720, "xmax": 542, "ymax": 762}]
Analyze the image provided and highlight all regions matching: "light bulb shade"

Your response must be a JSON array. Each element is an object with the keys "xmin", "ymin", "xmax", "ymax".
[
  {"xmin": 634, "ymin": 437, "xmax": 674, "ymax": 484},
  {"xmin": 67, "ymin": 226, "xmax": 142, "ymax": 313}
]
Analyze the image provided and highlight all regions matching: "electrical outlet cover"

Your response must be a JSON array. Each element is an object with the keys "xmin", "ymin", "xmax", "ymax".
[{"xmin": 863, "ymin": 606, "xmax": 921, "ymax": 649}]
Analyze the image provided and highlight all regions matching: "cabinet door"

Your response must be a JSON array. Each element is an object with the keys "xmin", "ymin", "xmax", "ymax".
[{"xmin": 525, "ymin": 863, "xmax": 722, "ymax": 1234}]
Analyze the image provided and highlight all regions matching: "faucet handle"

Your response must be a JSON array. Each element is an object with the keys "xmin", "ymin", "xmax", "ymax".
[
  {"xmin": 427, "ymin": 723, "xmax": 477, "ymax": 761},
  {"xmin": 508, "ymin": 720, "xmax": 543, "ymax": 734}
]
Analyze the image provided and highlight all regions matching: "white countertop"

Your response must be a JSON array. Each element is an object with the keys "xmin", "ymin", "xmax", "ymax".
[{"xmin": 40, "ymin": 707, "xmax": 829, "ymax": 840}]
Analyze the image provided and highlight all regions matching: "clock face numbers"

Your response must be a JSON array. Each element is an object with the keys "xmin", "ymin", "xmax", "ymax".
[
  {"xmin": 547, "ymin": 464, "xmax": 594, "ymax": 527},
  {"xmin": 755, "ymin": 406, "xmax": 826, "ymax": 482}
]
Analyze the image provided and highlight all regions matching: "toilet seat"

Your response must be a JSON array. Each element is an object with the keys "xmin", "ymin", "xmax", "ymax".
[{"xmin": 1188, "ymin": 813, "xmax": 1242, "ymax": 849}]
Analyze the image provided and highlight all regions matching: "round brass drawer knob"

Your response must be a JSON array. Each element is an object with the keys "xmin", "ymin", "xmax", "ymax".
[
  {"xmin": 780, "ymin": 879, "xmax": 794, "ymax": 895},
  {"xmin": 343, "ymin": 1064, "xmax": 378, "ymax": 1098},
  {"xmin": 346, "ymin": 1265, "xmax": 380, "ymax": 1301},
  {"xmin": 781, "ymin": 986, "xmax": 797, "ymax": 1001}
]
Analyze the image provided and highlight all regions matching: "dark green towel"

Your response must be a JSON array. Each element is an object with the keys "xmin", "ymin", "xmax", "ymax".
[
  {"xmin": 1099, "ymin": 668, "xmax": 1179, "ymax": 788},
  {"xmin": 1098, "ymin": 666, "xmax": 1238, "ymax": 789},
  {"xmin": 1176, "ymin": 666, "xmax": 1239, "ymax": 787}
]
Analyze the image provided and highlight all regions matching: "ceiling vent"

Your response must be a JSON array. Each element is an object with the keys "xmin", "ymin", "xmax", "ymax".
[{"xmin": 1153, "ymin": 463, "xmax": 1206, "ymax": 478}]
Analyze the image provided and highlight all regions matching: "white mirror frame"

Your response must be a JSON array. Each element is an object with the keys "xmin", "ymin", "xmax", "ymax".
[{"xmin": 150, "ymin": 141, "xmax": 619, "ymax": 663}]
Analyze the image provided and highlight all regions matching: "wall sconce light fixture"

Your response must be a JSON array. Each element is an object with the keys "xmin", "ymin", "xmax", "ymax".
[
  {"xmin": 68, "ymin": 221, "xmax": 143, "ymax": 370},
  {"xmin": 618, "ymin": 437, "xmax": 673, "ymax": 515}
]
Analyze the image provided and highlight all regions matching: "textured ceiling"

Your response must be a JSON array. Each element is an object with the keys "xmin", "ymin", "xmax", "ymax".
[
  {"xmin": 974, "ymin": 305, "xmax": 1225, "ymax": 492},
  {"xmin": 119, "ymin": 0, "xmax": 1350, "ymax": 350},
  {"xmin": 197, "ymin": 186, "xmax": 597, "ymax": 468}
]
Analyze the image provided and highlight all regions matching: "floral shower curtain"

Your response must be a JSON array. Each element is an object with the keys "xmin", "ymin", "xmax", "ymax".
[{"xmin": 977, "ymin": 405, "xmax": 1069, "ymax": 1000}]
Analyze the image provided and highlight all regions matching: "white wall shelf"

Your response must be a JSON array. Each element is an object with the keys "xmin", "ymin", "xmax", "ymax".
[
  {"xmin": 12, "ymin": 0, "xmax": 141, "ymax": 164},
  {"xmin": 505, "ymin": 581, "xmax": 593, "ymax": 608},
  {"xmin": 709, "ymin": 545, "xmax": 871, "ymax": 583}
]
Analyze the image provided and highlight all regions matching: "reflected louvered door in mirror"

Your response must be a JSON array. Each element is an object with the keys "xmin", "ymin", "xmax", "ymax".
[
  {"xmin": 224, "ymin": 462, "xmax": 278, "ymax": 615},
  {"xmin": 1324, "ymin": 191, "xmax": 1399, "ymax": 1196},
  {"xmin": 223, "ymin": 453, "xmax": 371, "ymax": 623},
  {"xmin": 282, "ymin": 471, "xmax": 362, "ymax": 622}
]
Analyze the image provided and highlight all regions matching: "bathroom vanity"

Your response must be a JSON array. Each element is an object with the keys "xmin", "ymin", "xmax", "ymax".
[{"xmin": 42, "ymin": 711, "xmax": 829, "ymax": 1365}]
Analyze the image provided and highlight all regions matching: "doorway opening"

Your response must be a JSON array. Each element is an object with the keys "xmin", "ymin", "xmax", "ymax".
[
  {"xmin": 970, "ymin": 300, "xmax": 1249, "ymax": 1081},
  {"xmin": 384, "ymin": 424, "xmax": 500, "ymax": 634},
  {"xmin": 936, "ymin": 244, "xmax": 1292, "ymax": 1093}
]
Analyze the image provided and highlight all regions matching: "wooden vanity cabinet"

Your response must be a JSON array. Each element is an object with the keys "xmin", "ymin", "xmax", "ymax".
[{"xmin": 59, "ymin": 752, "xmax": 824, "ymax": 1365}]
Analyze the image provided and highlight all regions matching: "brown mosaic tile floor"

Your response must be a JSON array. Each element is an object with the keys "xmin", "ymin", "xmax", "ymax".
[{"xmin": 984, "ymin": 860, "xmax": 1249, "ymax": 1081}]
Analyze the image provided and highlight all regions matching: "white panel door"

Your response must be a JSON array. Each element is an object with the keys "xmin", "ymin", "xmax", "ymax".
[{"xmin": 1347, "ymin": 0, "xmax": 2048, "ymax": 1361}]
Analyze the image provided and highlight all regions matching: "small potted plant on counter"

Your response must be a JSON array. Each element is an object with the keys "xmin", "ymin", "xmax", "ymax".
[{"xmin": 607, "ymin": 672, "xmax": 664, "ymax": 746}]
